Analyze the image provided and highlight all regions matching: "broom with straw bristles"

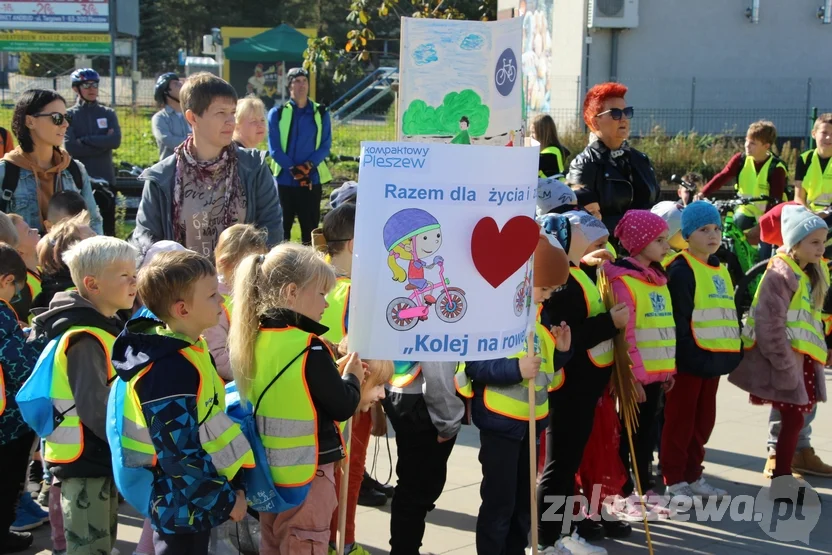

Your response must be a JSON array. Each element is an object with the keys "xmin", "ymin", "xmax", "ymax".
[{"xmin": 596, "ymin": 268, "xmax": 655, "ymax": 555}]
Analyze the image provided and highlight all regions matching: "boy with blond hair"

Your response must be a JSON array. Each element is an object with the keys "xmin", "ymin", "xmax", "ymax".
[{"xmin": 33, "ymin": 236, "xmax": 138, "ymax": 554}]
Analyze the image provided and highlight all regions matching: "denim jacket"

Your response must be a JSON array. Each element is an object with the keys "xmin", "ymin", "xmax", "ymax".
[{"xmin": 0, "ymin": 159, "xmax": 103, "ymax": 234}]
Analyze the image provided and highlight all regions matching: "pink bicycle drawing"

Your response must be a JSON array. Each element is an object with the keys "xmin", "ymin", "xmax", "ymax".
[
  {"xmin": 386, "ymin": 261, "xmax": 468, "ymax": 331},
  {"xmin": 513, "ymin": 261, "xmax": 532, "ymax": 317}
]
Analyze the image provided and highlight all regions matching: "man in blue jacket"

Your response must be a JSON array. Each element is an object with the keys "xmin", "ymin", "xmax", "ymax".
[
  {"xmin": 267, "ymin": 67, "xmax": 332, "ymax": 245},
  {"xmin": 64, "ymin": 68, "xmax": 121, "ymax": 189}
]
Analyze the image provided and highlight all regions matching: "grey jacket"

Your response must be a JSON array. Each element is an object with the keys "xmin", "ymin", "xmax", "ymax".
[
  {"xmin": 65, "ymin": 100, "xmax": 121, "ymax": 185},
  {"xmin": 151, "ymin": 106, "xmax": 190, "ymax": 161},
  {"xmin": 132, "ymin": 145, "xmax": 283, "ymax": 254},
  {"xmin": 384, "ymin": 361, "xmax": 465, "ymax": 439}
]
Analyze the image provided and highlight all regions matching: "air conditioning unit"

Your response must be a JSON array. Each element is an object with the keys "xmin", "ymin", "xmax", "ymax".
[{"xmin": 588, "ymin": 0, "xmax": 639, "ymax": 29}]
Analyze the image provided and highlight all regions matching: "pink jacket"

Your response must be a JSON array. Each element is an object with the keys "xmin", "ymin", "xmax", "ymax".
[
  {"xmin": 605, "ymin": 257, "xmax": 676, "ymax": 385},
  {"xmin": 728, "ymin": 256, "xmax": 827, "ymax": 405},
  {"xmin": 203, "ymin": 281, "xmax": 232, "ymax": 381}
]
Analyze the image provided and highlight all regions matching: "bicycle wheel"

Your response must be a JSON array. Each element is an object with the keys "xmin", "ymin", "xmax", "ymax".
[{"xmin": 734, "ymin": 259, "xmax": 770, "ymax": 324}]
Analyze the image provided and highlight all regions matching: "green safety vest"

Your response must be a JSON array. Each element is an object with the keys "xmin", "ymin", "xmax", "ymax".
[
  {"xmin": 44, "ymin": 327, "xmax": 116, "ymax": 464},
  {"xmin": 320, "ymin": 278, "xmax": 351, "ymax": 344},
  {"xmin": 735, "ymin": 154, "xmax": 787, "ymax": 219},
  {"xmin": 221, "ymin": 293, "xmax": 233, "ymax": 326},
  {"xmin": 251, "ymin": 326, "xmax": 345, "ymax": 487},
  {"xmin": 272, "ymin": 101, "xmax": 332, "ymax": 184},
  {"xmin": 742, "ymin": 254, "xmax": 827, "ymax": 363},
  {"xmin": 618, "ymin": 276, "xmax": 676, "ymax": 375},
  {"xmin": 606, "ymin": 242, "xmax": 617, "ymax": 259},
  {"xmin": 570, "ymin": 268, "xmax": 614, "ymax": 367},
  {"xmin": 661, "ymin": 249, "xmax": 680, "ymax": 269},
  {"xmin": 670, "ymin": 251, "xmax": 741, "ymax": 353},
  {"xmin": 538, "ymin": 146, "xmax": 566, "ymax": 178},
  {"xmin": 119, "ymin": 332, "xmax": 254, "ymax": 477},
  {"xmin": 454, "ymin": 305, "xmax": 559, "ymax": 421},
  {"xmin": 800, "ymin": 149, "xmax": 832, "ymax": 211},
  {"xmin": 389, "ymin": 361, "xmax": 423, "ymax": 389}
]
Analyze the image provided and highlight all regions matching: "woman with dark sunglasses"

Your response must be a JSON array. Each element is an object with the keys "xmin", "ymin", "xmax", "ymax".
[
  {"xmin": 567, "ymin": 82, "xmax": 660, "ymax": 250},
  {"xmin": 0, "ymin": 89, "xmax": 102, "ymax": 234}
]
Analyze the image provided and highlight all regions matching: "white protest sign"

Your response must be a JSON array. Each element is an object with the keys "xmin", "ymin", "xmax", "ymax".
[{"xmin": 348, "ymin": 141, "xmax": 540, "ymax": 362}]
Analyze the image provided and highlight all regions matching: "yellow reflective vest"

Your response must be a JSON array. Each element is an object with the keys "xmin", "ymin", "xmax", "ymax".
[
  {"xmin": 321, "ymin": 278, "xmax": 351, "ymax": 344},
  {"xmin": 670, "ymin": 251, "xmax": 741, "ymax": 353},
  {"xmin": 455, "ymin": 305, "xmax": 559, "ymax": 421},
  {"xmin": 43, "ymin": 327, "xmax": 116, "ymax": 464},
  {"xmin": 570, "ymin": 267, "xmax": 614, "ymax": 367},
  {"xmin": 250, "ymin": 326, "xmax": 345, "ymax": 487},
  {"xmin": 736, "ymin": 154, "xmax": 787, "ymax": 219},
  {"xmin": 742, "ymin": 254, "xmax": 827, "ymax": 363},
  {"xmin": 800, "ymin": 149, "xmax": 832, "ymax": 211},
  {"xmin": 119, "ymin": 332, "xmax": 254, "ymax": 479},
  {"xmin": 618, "ymin": 276, "xmax": 676, "ymax": 375},
  {"xmin": 271, "ymin": 100, "xmax": 332, "ymax": 184},
  {"xmin": 538, "ymin": 145, "xmax": 566, "ymax": 177}
]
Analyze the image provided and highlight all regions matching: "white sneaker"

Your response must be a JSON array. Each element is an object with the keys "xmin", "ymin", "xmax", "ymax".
[
  {"xmin": 559, "ymin": 531, "xmax": 607, "ymax": 555},
  {"xmin": 689, "ymin": 477, "xmax": 728, "ymax": 498},
  {"xmin": 665, "ymin": 481, "xmax": 696, "ymax": 503},
  {"xmin": 537, "ymin": 541, "xmax": 573, "ymax": 555}
]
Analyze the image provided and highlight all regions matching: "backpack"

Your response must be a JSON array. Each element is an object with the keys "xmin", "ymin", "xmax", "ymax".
[
  {"xmin": 225, "ymin": 347, "xmax": 312, "ymax": 513},
  {"xmin": 0, "ymin": 159, "xmax": 84, "ymax": 213}
]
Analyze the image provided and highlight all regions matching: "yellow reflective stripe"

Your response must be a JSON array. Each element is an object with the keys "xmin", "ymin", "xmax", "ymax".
[
  {"xmin": 388, "ymin": 376, "xmax": 424, "ymax": 395},
  {"xmin": 205, "ymin": 431, "xmax": 255, "ymax": 473},
  {"xmin": 786, "ymin": 327, "xmax": 827, "ymax": 348},
  {"xmin": 122, "ymin": 417, "xmax": 152, "ymax": 446},
  {"xmin": 256, "ymin": 415, "xmax": 317, "ymax": 439},
  {"xmin": 53, "ymin": 399, "xmax": 76, "ymax": 413},
  {"xmin": 639, "ymin": 346, "xmax": 677, "ymax": 362},
  {"xmin": 122, "ymin": 447, "xmax": 155, "ymax": 468},
  {"xmin": 692, "ymin": 307, "xmax": 738, "ymax": 322},
  {"xmin": 486, "ymin": 383, "xmax": 548, "ymax": 407},
  {"xmin": 588, "ymin": 339, "xmax": 614, "ymax": 360},
  {"xmin": 692, "ymin": 326, "xmax": 741, "ymax": 340}
]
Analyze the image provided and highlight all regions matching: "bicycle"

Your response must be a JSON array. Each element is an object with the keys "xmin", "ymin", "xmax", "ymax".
[
  {"xmin": 386, "ymin": 260, "xmax": 468, "ymax": 331},
  {"xmin": 513, "ymin": 261, "xmax": 532, "ymax": 318},
  {"xmin": 495, "ymin": 57, "xmax": 516, "ymax": 86}
]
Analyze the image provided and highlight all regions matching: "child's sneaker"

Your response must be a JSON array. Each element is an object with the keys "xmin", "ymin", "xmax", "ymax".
[
  {"xmin": 36, "ymin": 481, "xmax": 50, "ymax": 506},
  {"xmin": 10, "ymin": 502, "xmax": 46, "ymax": 532},
  {"xmin": 642, "ymin": 490, "xmax": 673, "ymax": 520},
  {"xmin": 689, "ymin": 477, "xmax": 727, "ymax": 498},
  {"xmin": 559, "ymin": 531, "xmax": 607, "ymax": 555},
  {"xmin": 0, "ymin": 530, "xmax": 34, "ymax": 553},
  {"xmin": 536, "ymin": 540, "xmax": 573, "ymax": 554},
  {"xmin": 608, "ymin": 494, "xmax": 645, "ymax": 522}
]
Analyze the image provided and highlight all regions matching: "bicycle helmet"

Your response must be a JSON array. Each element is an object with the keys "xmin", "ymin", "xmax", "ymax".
[
  {"xmin": 154, "ymin": 72, "xmax": 180, "ymax": 105},
  {"xmin": 287, "ymin": 67, "xmax": 309, "ymax": 84},
  {"xmin": 383, "ymin": 209, "xmax": 440, "ymax": 252},
  {"xmin": 71, "ymin": 68, "xmax": 99, "ymax": 86}
]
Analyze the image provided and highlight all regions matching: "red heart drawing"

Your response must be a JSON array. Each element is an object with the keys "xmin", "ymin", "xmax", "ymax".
[{"xmin": 471, "ymin": 216, "xmax": 540, "ymax": 288}]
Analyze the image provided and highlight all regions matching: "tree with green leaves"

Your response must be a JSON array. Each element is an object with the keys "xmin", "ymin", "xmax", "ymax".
[{"xmin": 304, "ymin": 0, "xmax": 496, "ymax": 82}]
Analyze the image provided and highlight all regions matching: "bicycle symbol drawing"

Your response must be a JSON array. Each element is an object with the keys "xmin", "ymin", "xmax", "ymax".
[{"xmin": 494, "ymin": 48, "xmax": 517, "ymax": 96}]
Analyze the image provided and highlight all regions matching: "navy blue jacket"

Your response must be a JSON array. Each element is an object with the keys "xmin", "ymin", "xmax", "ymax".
[
  {"xmin": 65, "ymin": 99, "xmax": 121, "ymax": 185},
  {"xmin": 112, "ymin": 318, "xmax": 240, "ymax": 534},
  {"xmin": 465, "ymin": 347, "xmax": 572, "ymax": 440}
]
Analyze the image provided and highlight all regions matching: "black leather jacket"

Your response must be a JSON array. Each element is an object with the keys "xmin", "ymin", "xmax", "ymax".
[{"xmin": 567, "ymin": 140, "xmax": 660, "ymax": 234}]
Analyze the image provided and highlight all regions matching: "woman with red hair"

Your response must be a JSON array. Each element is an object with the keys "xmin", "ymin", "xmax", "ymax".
[{"xmin": 567, "ymin": 83, "xmax": 660, "ymax": 248}]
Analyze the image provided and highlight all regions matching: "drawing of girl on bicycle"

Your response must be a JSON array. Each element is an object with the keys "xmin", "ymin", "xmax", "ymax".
[{"xmin": 383, "ymin": 208, "xmax": 468, "ymax": 330}]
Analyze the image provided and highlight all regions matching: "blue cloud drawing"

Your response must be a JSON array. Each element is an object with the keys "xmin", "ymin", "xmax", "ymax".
[
  {"xmin": 413, "ymin": 43, "xmax": 438, "ymax": 65},
  {"xmin": 460, "ymin": 34, "xmax": 484, "ymax": 51}
]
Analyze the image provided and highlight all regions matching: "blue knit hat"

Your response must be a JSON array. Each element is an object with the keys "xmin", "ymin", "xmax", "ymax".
[
  {"xmin": 781, "ymin": 204, "xmax": 828, "ymax": 251},
  {"xmin": 681, "ymin": 201, "xmax": 721, "ymax": 240}
]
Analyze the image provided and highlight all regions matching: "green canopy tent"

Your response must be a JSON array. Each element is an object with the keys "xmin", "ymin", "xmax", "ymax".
[{"xmin": 223, "ymin": 24, "xmax": 309, "ymax": 62}]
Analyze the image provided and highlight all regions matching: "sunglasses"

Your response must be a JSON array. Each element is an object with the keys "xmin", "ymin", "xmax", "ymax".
[
  {"xmin": 32, "ymin": 112, "xmax": 71, "ymax": 126},
  {"xmin": 596, "ymin": 106, "xmax": 634, "ymax": 120},
  {"xmin": 80, "ymin": 82, "xmax": 99, "ymax": 89}
]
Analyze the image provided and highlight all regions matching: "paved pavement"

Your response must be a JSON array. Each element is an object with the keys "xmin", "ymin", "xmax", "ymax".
[{"xmin": 25, "ymin": 373, "xmax": 832, "ymax": 554}]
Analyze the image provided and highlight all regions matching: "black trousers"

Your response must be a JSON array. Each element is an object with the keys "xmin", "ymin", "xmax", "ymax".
[
  {"xmin": 0, "ymin": 432, "xmax": 35, "ymax": 535},
  {"xmin": 537, "ymin": 380, "xmax": 607, "ymax": 545},
  {"xmin": 389, "ymin": 429, "xmax": 456, "ymax": 555},
  {"xmin": 153, "ymin": 529, "xmax": 210, "ymax": 555},
  {"xmin": 477, "ymin": 429, "xmax": 533, "ymax": 555},
  {"xmin": 278, "ymin": 183, "xmax": 322, "ymax": 245},
  {"xmin": 619, "ymin": 382, "xmax": 663, "ymax": 496}
]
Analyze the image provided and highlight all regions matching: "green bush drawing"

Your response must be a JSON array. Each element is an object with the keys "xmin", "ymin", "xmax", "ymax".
[{"xmin": 402, "ymin": 89, "xmax": 491, "ymax": 137}]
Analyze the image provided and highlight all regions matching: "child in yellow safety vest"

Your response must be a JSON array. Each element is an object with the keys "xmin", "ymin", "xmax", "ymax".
[
  {"xmin": 32, "ymin": 236, "xmax": 138, "ymax": 555},
  {"xmin": 536, "ymin": 211, "xmax": 631, "ymax": 552},
  {"xmin": 228, "ymin": 243, "xmax": 365, "ymax": 555},
  {"xmin": 460, "ymin": 232, "xmax": 572, "ymax": 555},
  {"xmin": 7, "ymin": 213, "xmax": 41, "ymax": 323},
  {"xmin": 111, "ymin": 250, "xmax": 253, "ymax": 554},
  {"xmin": 604, "ymin": 210, "xmax": 676, "ymax": 516},
  {"xmin": 0, "ymin": 244, "xmax": 49, "ymax": 553},
  {"xmin": 316, "ymin": 201, "xmax": 390, "ymax": 555},
  {"xmin": 730, "ymin": 205, "xmax": 829, "ymax": 501},
  {"xmin": 650, "ymin": 200, "xmax": 687, "ymax": 267},
  {"xmin": 206, "ymin": 224, "xmax": 267, "ymax": 381},
  {"xmin": 795, "ymin": 113, "xmax": 832, "ymax": 214},
  {"xmin": 662, "ymin": 202, "xmax": 742, "ymax": 502}
]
